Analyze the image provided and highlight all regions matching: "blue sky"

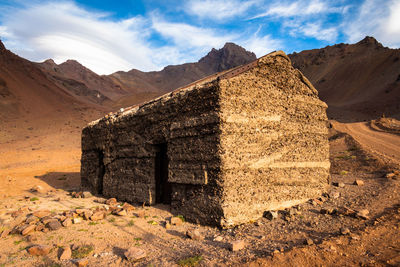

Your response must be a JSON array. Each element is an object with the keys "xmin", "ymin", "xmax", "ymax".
[{"xmin": 0, "ymin": 0, "xmax": 399, "ymax": 74}]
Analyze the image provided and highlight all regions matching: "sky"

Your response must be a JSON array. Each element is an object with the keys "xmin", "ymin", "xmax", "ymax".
[{"xmin": 0, "ymin": 0, "xmax": 399, "ymax": 75}]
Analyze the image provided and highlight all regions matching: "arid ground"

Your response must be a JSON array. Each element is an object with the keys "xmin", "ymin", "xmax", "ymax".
[{"xmin": 0, "ymin": 117, "xmax": 399, "ymax": 267}]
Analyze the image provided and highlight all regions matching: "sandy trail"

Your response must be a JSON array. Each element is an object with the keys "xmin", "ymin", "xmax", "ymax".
[{"xmin": 332, "ymin": 121, "xmax": 400, "ymax": 166}]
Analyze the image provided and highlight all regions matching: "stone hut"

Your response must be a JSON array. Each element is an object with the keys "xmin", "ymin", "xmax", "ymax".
[{"xmin": 81, "ymin": 51, "xmax": 330, "ymax": 227}]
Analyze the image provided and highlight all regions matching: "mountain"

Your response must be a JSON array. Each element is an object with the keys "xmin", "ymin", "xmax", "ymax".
[
  {"xmin": 289, "ymin": 36, "xmax": 400, "ymax": 122},
  {"xmin": 37, "ymin": 59, "xmax": 128, "ymax": 103},
  {"xmin": 109, "ymin": 43, "xmax": 256, "ymax": 107}
]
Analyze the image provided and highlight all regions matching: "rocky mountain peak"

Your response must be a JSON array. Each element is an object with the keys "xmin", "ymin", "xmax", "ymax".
[
  {"xmin": 199, "ymin": 42, "xmax": 256, "ymax": 72},
  {"xmin": 356, "ymin": 36, "xmax": 384, "ymax": 48},
  {"xmin": 0, "ymin": 40, "xmax": 6, "ymax": 53}
]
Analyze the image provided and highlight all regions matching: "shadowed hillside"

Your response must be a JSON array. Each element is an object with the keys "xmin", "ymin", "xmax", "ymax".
[{"xmin": 290, "ymin": 37, "xmax": 400, "ymax": 122}]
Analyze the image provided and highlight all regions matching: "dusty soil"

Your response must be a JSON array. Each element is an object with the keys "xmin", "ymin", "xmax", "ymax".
[
  {"xmin": 332, "ymin": 120, "xmax": 400, "ymax": 166},
  {"xmin": 0, "ymin": 123, "xmax": 399, "ymax": 267}
]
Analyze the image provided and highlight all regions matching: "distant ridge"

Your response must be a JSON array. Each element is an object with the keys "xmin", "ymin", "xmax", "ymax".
[{"xmin": 290, "ymin": 36, "xmax": 400, "ymax": 121}]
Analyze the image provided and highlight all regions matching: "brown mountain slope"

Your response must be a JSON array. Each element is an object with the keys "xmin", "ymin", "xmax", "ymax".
[
  {"xmin": 37, "ymin": 59, "xmax": 127, "ymax": 103},
  {"xmin": 289, "ymin": 37, "xmax": 400, "ymax": 122},
  {"xmin": 109, "ymin": 42, "xmax": 256, "ymax": 106}
]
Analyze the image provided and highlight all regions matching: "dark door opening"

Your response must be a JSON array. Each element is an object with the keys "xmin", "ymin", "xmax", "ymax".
[
  {"xmin": 155, "ymin": 143, "xmax": 172, "ymax": 204},
  {"xmin": 97, "ymin": 150, "xmax": 105, "ymax": 194}
]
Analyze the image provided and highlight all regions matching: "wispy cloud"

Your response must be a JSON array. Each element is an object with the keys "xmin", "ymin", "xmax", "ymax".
[
  {"xmin": 343, "ymin": 0, "xmax": 400, "ymax": 47},
  {"xmin": 251, "ymin": 0, "xmax": 333, "ymax": 19},
  {"xmin": 0, "ymin": 2, "xmax": 156, "ymax": 74},
  {"xmin": 289, "ymin": 22, "xmax": 338, "ymax": 42},
  {"xmin": 185, "ymin": 0, "xmax": 256, "ymax": 21}
]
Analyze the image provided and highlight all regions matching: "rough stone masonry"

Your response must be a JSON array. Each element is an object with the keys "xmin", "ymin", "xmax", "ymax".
[{"xmin": 81, "ymin": 51, "xmax": 330, "ymax": 228}]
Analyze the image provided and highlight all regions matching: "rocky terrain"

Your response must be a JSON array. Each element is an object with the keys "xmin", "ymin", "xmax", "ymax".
[
  {"xmin": 1, "ymin": 37, "xmax": 400, "ymax": 266},
  {"xmin": 0, "ymin": 127, "xmax": 399, "ymax": 266},
  {"xmin": 290, "ymin": 37, "xmax": 400, "ymax": 122}
]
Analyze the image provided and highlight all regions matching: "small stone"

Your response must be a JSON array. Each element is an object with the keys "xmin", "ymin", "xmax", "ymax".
[
  {"xmin": 356, "ymin": 209, "xmax": 370, "ymax": 220},
  {"xmin": 73, "ymin": 217, "xmax": 83, "ymax": 224},
  {"xmin": 75, "ymin": 258, "xmax": 89, "ymax": 267},
  {"xmin": 47, "ymin": 220, "xmax": 62, "ymax": 230},
  {"xmin": 106, "ymin": 198, "xmax": 117, "ymax": 206},
  {"xmin": 27, "ymin": 245, "xmax": 51, "ymax": 256},
  {"xmin": 264, "ymin": 210, "xmax": 278, "ymax": 220},
  {"xmin": 62, "ymin": 218, "xmax": 73, "ymax": 227},
  {"xmin": 213, "ymin": 236, "xmax": 223, "ymax": 242},
  {"xmin": 26, "ymin": 215, "xmax": 39, "ymax": 224},
  {"xmin": 135, "ymin": 210, "xmax": 145, "ymax": 218},
  {"xmin": 333, "ymin": 182, "xmax": 345, "ymax": 188},
  {"xmin": 124, "ymin": 247, "xmax": 146, "ymax": 262},
  {"xmin": 354, "ymin": 179, "xmax": 364, "ymax": 186},
  {"xmin": 230, "ymin": 240, "xmax": 246, "ymax": 251},
  {"xmin": 35, "ymin": 223, "xmax": 45, "ymax": 231},
  {"xmin": 122, "ymin": 202, "xmax": 135, "ymax": 212},
  {"xmin": 340, "ymin": 227, "xmax": 350, "ymax": 235},
  {"xmin": 26, "ymin": 234, "xmax": 37, "ymax": 242},
  {"xmin": 90, "ymin": 212, "xmax": 105, "ymax": 221},
  {"xmin": 0, "ymin": 228, "xmax": 10, "ymax": 238},
  {"xmin": 165, "ymin": 222, "xmax": 171, "ymax": 229},
  {"xmin": 59, "ymin": 246, "xmax": 72, "ymax": 260},
  {"xmin": 32, "ymin": 210, "xmax": 51, "ymax": 218},
  {"xmin": 171, "ymin": 216, "xmax": 183, "ymax": 226},
  {"xmin": 113, "ymin": 208, "xmax": 127, "ymax": 216},
  {"xmin": 304, "ymin": 238, "xmax": 314, "ymax": 245},
  {"xmin": 83, "ymin": 210, "xmax": 93, "ymax": 220},
  {"xmin": 82, "ymin": 191, "xmax": 93, "ymax": 198},
  {"xmin": 320, "ymin": 208, "xmax": 334, "ymax": 215},
  {"xmin": 330, "ymin": 192, "xmax": 340, "ymax": 199},
  {"xmin": 75, "ymin": 209, "xmax": 86, "ymax": 215},
  {"xmin": 186, "ymin": 229, "xmax": 203, "ymax": 241},
  {"xmin": 21, "ymin": 224, "xmax": 36, "ymax": 236},
  {"xmin": 386, "ymin": 173, "xmax": 396, "ymax": 179},
  {"xmin": 31, "ymin": 185, "xmax": 47, "ymax": 194}
]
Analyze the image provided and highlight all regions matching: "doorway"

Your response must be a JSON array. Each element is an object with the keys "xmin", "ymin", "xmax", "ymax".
[
  {"xmin": 154, "ymin": 143, "xmax": 171, "ymax": 204},
  {"xmin": 97, "ymin": 150, "xmax": 105, "ymax": 194}
]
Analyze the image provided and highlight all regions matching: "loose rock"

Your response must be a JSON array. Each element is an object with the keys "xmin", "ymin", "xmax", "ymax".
[
  {"xmin": 353, "ymin": 179, "xmax": 364, "ymax": 186},
  {"xmin": 106, "ymin": 198, "xmax": 117, "ymax": 206},
  {"xmin": 264, "ymin": 210, "xmax": 278, "ymax": 220},
  {"xmin": 59, "ymin": 246, "xmax": 72, "ymax": 260},
  {"xmin": 213, "ymin": 236, "xmax": 223, "ymax": 242},
  {"xmin": 171, "ymin": 216, "xmax": 183, "ymax": 226},
  {"xmin": 75, "ymin": 258, "xmax": 89, "ymax": 267},
  {"xmin": 90, "ymin": 212, "xmax": 105, "ymax": 221},
  {"xmin": 47, "ymin": 220, "xmax": 62, "ymax": 230},
  {"xmin": 32, "ymin": 210, "xmax": 51, "ymax": 218},
  {"xmin": 0, "ymin": 228, "xmax": 10, "ymax": 238},
  {"xmin": 82, "ymin": 191, "xmax": 93, "ymax": 198},
  {"xmin": 21, "ymin": 224, "xmax": 36, "ymax": 236},
  {"xmin": 333, "ymin": 182, "xmax": 345, "ymax": 188},
  {"xmin": 124, "ymin": 247, "xmax": 146, "ymax": 262},
  {"xmin": 186, "ymin": 229, "xmax": 203, "ymax": 241},
  {"xmin": 122, "ymin": 202, "xmax": 135, "ymax": 212},
  {"xmin": 73, "ymin": 217, "xmax": 83, "ymax": 224},
  {"xmin": 356, "ymin": 209, "xmax": 370, "ymax": 219},
  {"xmin": 330, "ymin": 192, "xmax": 340, "ymax": 199},
  {"xmin": 230, "ymin": 240, "xmax": 246, "ymax": 251},
  {"xmin": 26, "ymin": 235, "xmax": 38, "ymax": 242},
  {"xmin": 340, "ymin": 227, "xmax": 351, "ymax": 235},
  {"xmin": 304, "ymin": 238, "xmax": 314, "ymax": 245},
  {"xmin": 62, "ymin": 218, "xmax": 73, "ymax": 227},
  {"xmin": 27, "ymin": 245, "xmax": 51, "ymax": 256},
  {"xmin": 31, "ymin": 185, "xmax": 47, "ymax": 194}
]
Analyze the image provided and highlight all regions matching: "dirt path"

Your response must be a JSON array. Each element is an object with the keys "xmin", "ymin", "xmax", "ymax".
[{"xmin": 332, "ymin": 121, "xmax": 400, "ymax": 166}]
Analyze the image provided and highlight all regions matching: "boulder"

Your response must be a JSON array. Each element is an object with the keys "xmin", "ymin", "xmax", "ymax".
[
  {"xmin": 186, "ymin": 229, "xmax": 203, "ymax": 241},
  {"xmin": 124, "ymin": 247, "xmax": 146, "ymax": 262},
  {"xmin": 59, "ymin": 246, "xmax": 72, "ymax": 260},
  {"xmin": 229, "ymin": 240, "xmax": 246, "ymax": 251},
  {"xmin": 21, "ymin": 224, "xmax": 36, "ymax": 236},
  {"xmin": 27, "ymin": 245, "xmax": 51, "ymax": 256},
  {"xmin": 32, "ymin": 210, "xmax": 51, "ymax": 218}
]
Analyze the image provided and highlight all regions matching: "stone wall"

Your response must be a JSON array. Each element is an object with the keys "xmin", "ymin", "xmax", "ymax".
[
  {"xmin": 218, "ymin": 52, "xmax": 330, "ymax": 227},
  {"xmin": 81, "ymin": 51, "xmax": 330, "ymax": 227},
  {"xmin": 81, "ymin": 82, "xmax": 226, "ymax": 225}
]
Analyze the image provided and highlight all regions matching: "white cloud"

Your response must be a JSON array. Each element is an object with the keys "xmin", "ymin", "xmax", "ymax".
[
  {"xmin": 0, "ymin": 2, "xmax": 157, "ymax": 74},
  {"xmin": 291, "ymin": 22, "xmax": 338, "ymax": 42},
  {"xmin": 152, "ymin": 18, "xmax": 237, "ymax": 49},
  {"xmin": 252, "ymin": 0, "xmax": 332, "ymax": 19},
  {"xmin": 344, "ymin": 0, "xmax": 400, "ymax": 47},
  {"xmin": 186, "ymin": 0, "xmax": 256, "ymax": 21},
  {"xmin": 238, "ymin": 33, "xmax": 282, "ymax": 56}
]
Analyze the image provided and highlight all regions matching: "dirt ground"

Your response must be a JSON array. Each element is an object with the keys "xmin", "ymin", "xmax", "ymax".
[{"xmin": 0, "ymin": 121, "xmax": 400, "ymax": 266}]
